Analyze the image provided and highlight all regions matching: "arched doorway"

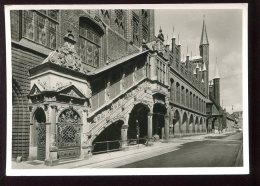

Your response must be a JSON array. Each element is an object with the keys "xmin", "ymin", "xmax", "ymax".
[
  {"xmin": 128, "ymin": 103, "xmax": 150, "ymax": 143},
  {"xmin": 195, "ymin": 117, "xmax": 199, "ymax": 133},
  {"xmin": 182, "ymin": 112, "xmax": 188, "ymax": 134},
  {"xmin": 92, "ymin": 120, "xmax": 124, "ymax": 154},
  {"xmin": 189, "ymin": 114, "xmax": 194, "ymax": 134},
  {"xmin": 57, "ymin": 108, "xmax": 81, "ymax": 160},
  {"xmin": 172, "ymin": 110, "xmax": 181, "ymax": 136},
  {"xmin": 33, "ymin": 107, "xmax": 46, "ymax": 161},
  {"xmin": 153, "ymin": 103, "xmax": 167, "ymax": 139}
]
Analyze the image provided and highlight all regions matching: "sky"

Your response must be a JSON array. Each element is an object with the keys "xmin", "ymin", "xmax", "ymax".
[{"xmin": 154, "ymin": 9, "xmax": 243, "ymax": 113}]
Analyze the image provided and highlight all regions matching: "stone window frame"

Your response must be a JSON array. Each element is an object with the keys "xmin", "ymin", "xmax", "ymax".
[
  {"xmin": 79, "ymin": 21, "xmax": 102, "ymax": 68},
  {"xmin": 22, "ymin": 10, "xmax": 59, "ymax": 50},
  {"xmin": 176, "ymin": 82, "xmax": 180, "ymax": 104},
  {"xmin": 132, "ymin": 14, "xmax": 139, "ymax": 46}
]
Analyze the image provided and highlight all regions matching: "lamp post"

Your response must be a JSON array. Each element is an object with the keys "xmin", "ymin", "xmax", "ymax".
[{"xmin": 136, "ymin": 120, "xmax": 140, "ymax": 146}]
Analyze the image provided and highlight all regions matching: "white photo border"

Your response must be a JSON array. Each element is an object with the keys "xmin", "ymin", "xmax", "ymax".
[{"xmin": 5, "ymin": 3, "xmax": 249, "ymax": 176}]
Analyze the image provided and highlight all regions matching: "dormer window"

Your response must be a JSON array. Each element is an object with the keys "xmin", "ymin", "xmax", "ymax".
[{"xmin": 22, "ymin": 10, "xmax": 59, "ymax": 49}]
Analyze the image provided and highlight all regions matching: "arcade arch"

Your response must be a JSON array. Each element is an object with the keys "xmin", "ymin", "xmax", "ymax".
[
  {"xmin": 152, "ymin": 103, "xmax": 167, "ymax": 139},
  {"xmin": 172, "ymin": 109, "xmax": 181, "ymax": 136},
  {"xmin": 195, "ymin": 116, "xmax": 199, "ymax": 133},
  {"xmin": 189, "ymin": 114, "xmax": 194, "ymax": 134},
  {"xmin": 92, "ymin": 120, "xmax": 124, "ymax": 154},
  {"xmin": 128, "ymin": 103, "xmax": 150, "ymax": 141},
  {"xmin": 182, "ymin": 112, "xmax": 188, "ymax": 134}
]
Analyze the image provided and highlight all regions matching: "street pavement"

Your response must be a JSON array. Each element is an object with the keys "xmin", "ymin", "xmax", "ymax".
[
  {"xmin": 11, "ymin": 132, "xmax": 242, "ymax": 169},
  {"xmin": 119, "ymin": 132, "xmax": 243, "ymax": 168}
]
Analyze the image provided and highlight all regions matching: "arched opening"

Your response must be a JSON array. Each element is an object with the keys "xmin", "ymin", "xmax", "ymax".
[
  {"xmin": 189, "ymin": 114, "xmax": 194, "ymax": 134},
  {"xmin": 176, "ymin": 83, "xmax": 180, "ymax": 103},
  {"xmin": 182, "ymin": 112, "xmax": 188, "ymax": 134},
  {"xmin": 92, "ymin": 120, "xmax": 124, "ymax": 154},
  {"xmin": 128, "ymin": 103, "xmax": 150, "ymax": 143},
  {"xmin": 153, "ymin": 103, "xmax": 167, "ymax": 139},
  {"xmin": 57, "ymin": 108, "xmax": 81, "ymax": 160},
  {"xmin": 212, "ymin": 117, "xmax": 220, "ymax": 133},
  {"xmin": 195, "ymin": 117, "xmax": 199, "ymax": 133},
  {"xmin": 33, "ymin": 107, "xmax": 46, "ymax": 161},
  {"xmin": 200, "ymin": 117, "xmax": 203, "ymax": 133},
  {"xmin": 172, "ymin": 110, "xmax": 181, "ymax": 136}
]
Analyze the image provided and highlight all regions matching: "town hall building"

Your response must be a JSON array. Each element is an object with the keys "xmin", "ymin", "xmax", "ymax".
[{"xmin": 10, "ymin": 9, "xmax": 238, "ymax": 165}]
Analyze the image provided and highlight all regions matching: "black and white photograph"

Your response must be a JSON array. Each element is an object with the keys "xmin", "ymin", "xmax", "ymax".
[{"xmin": 5, "ymin": 4, "xmax": 248, "ymax": 175}]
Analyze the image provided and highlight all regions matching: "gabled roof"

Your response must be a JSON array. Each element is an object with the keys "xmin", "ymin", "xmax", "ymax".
[
  {"xmin": 28, "ymin": 84, "xmax": 42, "ymax": 96},
  {"xmin": 57, "ymin": 85, "xmax": 86, "ymax": 99}
]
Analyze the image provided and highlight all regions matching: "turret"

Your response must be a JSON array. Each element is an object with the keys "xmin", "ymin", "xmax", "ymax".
[
  {"xmin": 213, "ymin": 57, "xmax": 220, "ymax": 105},
  {"xmin": 199, "ymin": 15, "xmax": 209, "ymax": 97}
]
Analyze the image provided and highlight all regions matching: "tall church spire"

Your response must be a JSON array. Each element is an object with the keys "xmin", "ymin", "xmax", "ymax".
[{"xmin": 200, "ymin": 15, "xmax": 209, "ymax": 45}]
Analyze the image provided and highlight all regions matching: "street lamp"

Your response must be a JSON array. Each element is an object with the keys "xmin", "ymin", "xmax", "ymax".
[{"xmin": 136, "ymin": 120, "xmax": 140, "ymax": 145}]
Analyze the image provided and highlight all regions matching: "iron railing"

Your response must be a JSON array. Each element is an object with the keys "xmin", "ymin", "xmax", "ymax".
[{"xmin": 92, "ymin": 137, "xmax": 150, "ymax": 155}]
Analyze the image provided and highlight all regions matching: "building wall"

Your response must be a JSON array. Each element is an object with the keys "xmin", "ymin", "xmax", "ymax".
[{"xmin": 10, "ymin": 9, "xmax": 154, "ymax": 159}]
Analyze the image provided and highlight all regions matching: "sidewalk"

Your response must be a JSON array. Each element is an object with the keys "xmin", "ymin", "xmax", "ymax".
[{"xmin": 12, "ymin": 132, "xmax": 236, "ymax": 169}]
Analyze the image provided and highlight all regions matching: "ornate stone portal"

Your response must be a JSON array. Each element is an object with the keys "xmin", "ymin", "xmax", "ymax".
[{"xmin": 28, "ymin": 31, "xmax": 92, "ymax": 165}]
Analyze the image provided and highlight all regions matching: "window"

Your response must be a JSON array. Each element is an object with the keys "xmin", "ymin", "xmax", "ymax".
[
  {"xmin": 101, "ymin": 9, "xmax": 110, "ymax": 25},
  {"xmin": 181, "ymin": 86, "xmax": 185, "ymax": 105},
  {"xmin": 133, "ymin": 16, "xmax": 139, "ymax": 46},
  {"xmin": 22, "ymin": 10, "xmax": 58, "ymax": 49},
  {"xmin": 79, "ymin": 22, "xmax": 102, "ymax": 68},
  {"xmin": 141, "ymin": 9, "xmax": 148, "ymax": 25},
  {"xmin": 186, "ymin": 90, "xmax": 189, "ymax": 107},
  {"xmin": 176, "ymin": 83, "xmax": 180, "ymax": 104},
  {"xmin": 193, "ymin": 94, "xmax": 195, "ymax": 110},
  {"xmin": 170, "ymin": 79, "xmax": 174, "ymax": 102},
  {"xmin": 114, "ymin": 9, "xmax": 125, "ymax": 36},
  {"xmin": 190, "ymin": 92, "xmax": 192, "ymax": 108},
  {"xmin": 142, "ymin": 25, "xmax": 148, "ymax": 42}
]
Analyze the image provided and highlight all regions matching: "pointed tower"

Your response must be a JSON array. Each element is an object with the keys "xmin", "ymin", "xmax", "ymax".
[
  {"xmin": 213, "ymin": 57, "xmax": 220, "ymax": 105},
  {"xmin": 199, "ymin": 15, "xmax": 209, "ymax": 97}
]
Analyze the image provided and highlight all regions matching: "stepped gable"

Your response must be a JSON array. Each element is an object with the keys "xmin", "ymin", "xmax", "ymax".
[{"xmin": 42, "ymin": 30, "xmax": 87, "ymax": 74}]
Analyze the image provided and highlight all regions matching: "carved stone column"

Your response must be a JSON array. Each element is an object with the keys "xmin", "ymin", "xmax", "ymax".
[
  {"xmin": 45, "ymin": 105, "xmax": 58, "ymax": 166},
  {"xmin": 105, "ymin": 77, "xmax": 110, "ymax": 103},
  {"xmin": 150, "ymin": 54, "xmax": 157, "ymax": 81},
  {"xmin": 147, "ymin": 112, "xmax": 153, "ymax": 140},
  {"xmin": 44, "ymin": 122, "xmax": 51, "ymax": 165},
  {"xmin": 28, "ymin": 106, "xmax": 37, "ymax": 161},
  {"xmin": 121, "ymin": 125, "xmax": 128, "ymax": 147},
  {"xmin": 28, "ymin": 122, "xmax": 37, "ymax": 161},
  {"xmin": 164, "ymin": 115, "xmax": 169, "ymax": 141},
  {"xmin": 133, "ymin": 66, "xmax": 137, "ymax": 85},
  {"xmin": 81, "ymin": 109, "xmax": 92, "ymax": 159}
]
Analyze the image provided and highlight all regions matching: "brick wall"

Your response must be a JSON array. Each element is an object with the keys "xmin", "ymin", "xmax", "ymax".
[
  {"xmin": 107, "ymin": 28, "xmax": 139, "ymax": 62},
  {"xmin": 12, "ymin": 46, "xmax": 46, "ymax": 159}
]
